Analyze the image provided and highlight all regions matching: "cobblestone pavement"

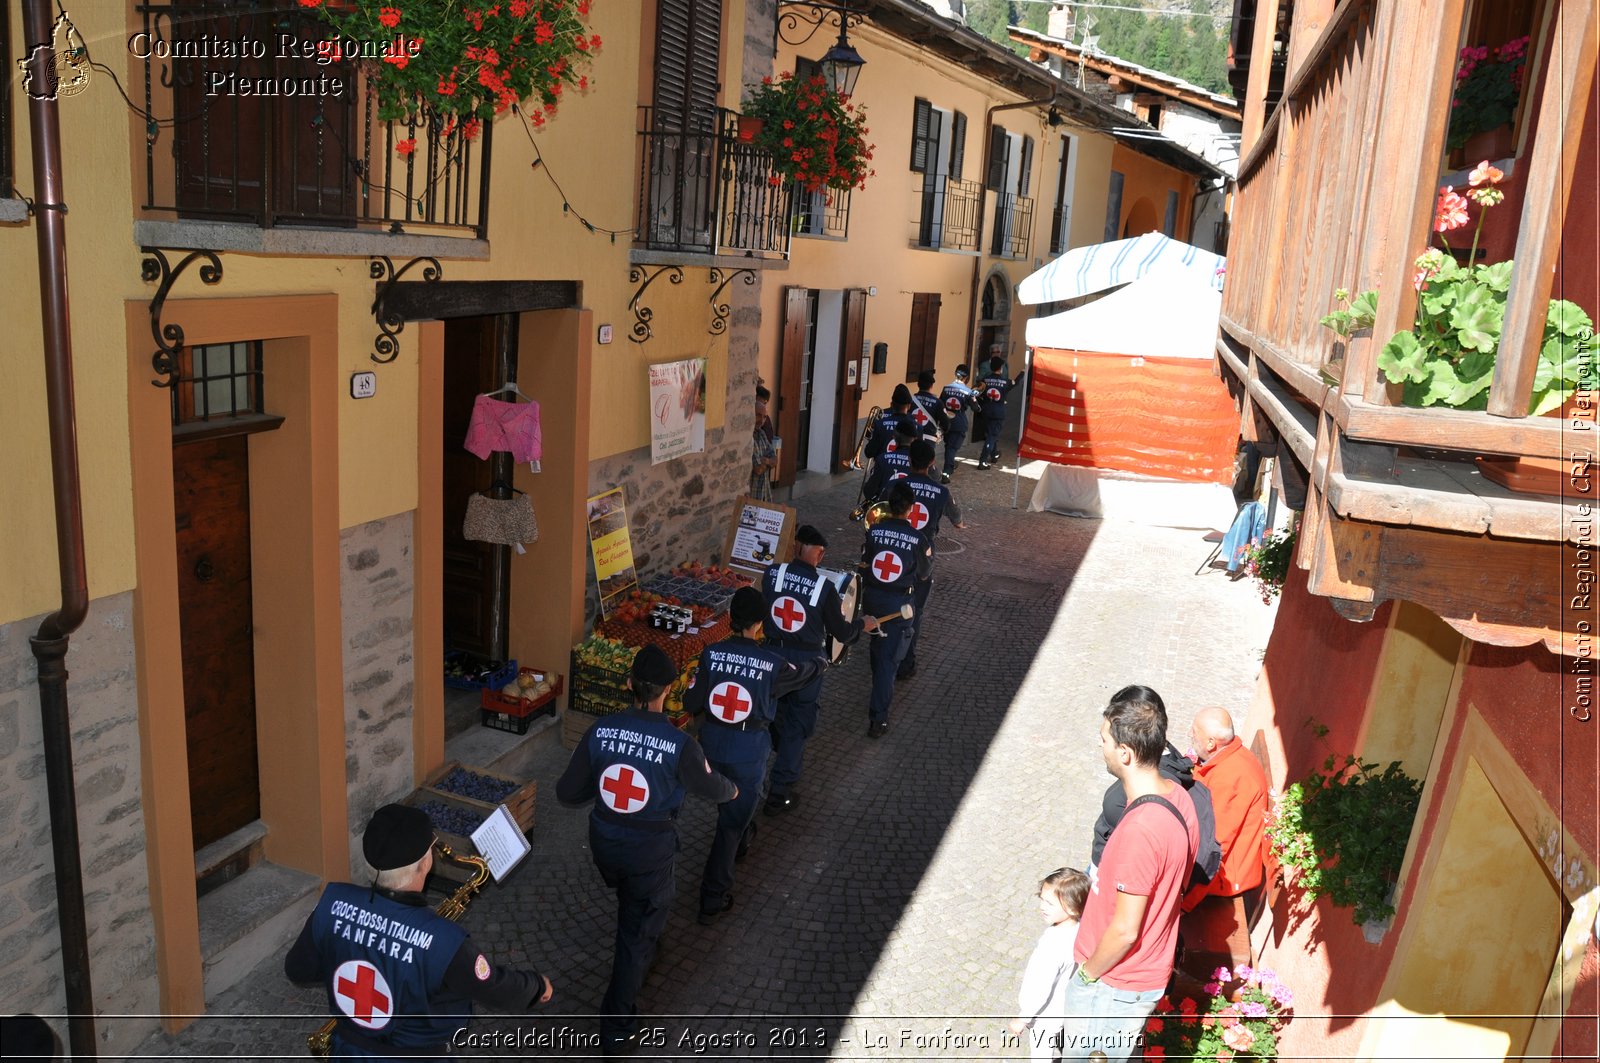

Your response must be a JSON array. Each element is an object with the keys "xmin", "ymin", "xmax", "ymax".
[{"xmin": 132, "ymin": 453, "xmax": 1276, "ymax": 1061}]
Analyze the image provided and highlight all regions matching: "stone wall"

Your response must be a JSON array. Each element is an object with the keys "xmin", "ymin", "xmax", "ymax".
[
  {"xmin": 339, "ymin": 514, "xmax": 417, "ymax": 877},
  {"xmin": 0, "ymin": 593, "xmax": 159, "ymax": 1056}
]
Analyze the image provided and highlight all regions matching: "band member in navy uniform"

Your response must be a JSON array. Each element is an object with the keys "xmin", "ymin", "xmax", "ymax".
[
  {"xmin": 898, "ymin": 440, "xmax": 966, "ymax": 681},
  {"xmin": 909, "ymin": 369, "xmax": 949, "ymax": 443},
  {"xmin": 686, "ymin": 587, "xmax": 829, "ymax": 923},
  {"xmin": 939, "ymin": 365, "xmax": 976, "ymax": 483},
  {"xmin": 285, "ymin": 804, "xmax": 554, "ymax": 1060},
  {"xmin": 863, "ymin": 420, "xmax": 917, "ymax": 504},
  {"xmin": 861, "ymin": 482, "xmax": 933, "ymax": 738},
  {"xmin": 978, "ymin": 355, "xmax": 1021, "ymax": 469},
  {"xmin": 556, "ymin": 645, "xmax": 737, "ymax": 1056},
  {"xmin": 864, "ymin": 384, "xmax": 916, "ymax": 460},
  {"xmin": 763, "ymin": 525, "xmax": 879, "ymax": 813}
]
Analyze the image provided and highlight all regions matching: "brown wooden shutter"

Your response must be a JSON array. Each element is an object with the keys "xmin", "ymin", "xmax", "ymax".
[
  {"xmin": 776, "ymin": 286, "xmax": 810, "ymax": 486},
  {"xmin": 923, "ymin": 294, "xmax": 942, "ymax": 380},
  {"xmin": 949, "ymin": 111, "xmax": 967, "ymax": 181},
  {"xmin": 986, "ymin": 126, "xmax": 1009, "ymax": 191},
  {"xmin": 835, "ymin": 289, "xmax": 868, "ymax": 470},
  {"xmin": 910, "ymin": 98, "xmax": 934, "ymax": 172},
  {"xmin": 1018, "ymin": 134, "xmax": 1035, "ymax": 196},
  {"xmin": 653, "ymin": 0, "xmax": 723, "ymax": 131},
  {"xmin": 906, "ymin": 292, "xmax": 942, "ymax": 382}
]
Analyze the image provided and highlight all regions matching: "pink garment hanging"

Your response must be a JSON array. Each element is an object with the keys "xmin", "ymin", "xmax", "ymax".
[{"xmin": 464, "ymin": 394, "xmax": 543, "ymax": 463}]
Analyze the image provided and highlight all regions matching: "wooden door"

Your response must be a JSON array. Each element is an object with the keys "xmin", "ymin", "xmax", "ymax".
[
  {"xmin": 441, "ymin": 316, "xmax": 512, "ymax": 660},
  {"xmin": 774, "ymin": 286, "xmax": 809, "ymax": 486},
  {"xmin": 833, "ymin": 289, "xmax": 867, "ymax": 470},
  {"xmin": 173, "ymin": 435, "xmax": 261, "ymax": 849}
]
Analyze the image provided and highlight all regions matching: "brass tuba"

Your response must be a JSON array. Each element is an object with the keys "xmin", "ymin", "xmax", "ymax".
[{"xmin": 307, "ymin": 845, "xmax": 492, "ymax": 1058}]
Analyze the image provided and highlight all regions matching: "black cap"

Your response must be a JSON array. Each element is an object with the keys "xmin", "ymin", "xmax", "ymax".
[
  {"xmin": 890, "ymin": 384, "xmax": 914, "ymax": 408},
  {"xmin": 632, "ymin": 644, "xmax": 678, "ymax": 685},
  {"xmin": 795, "ymin": 524, "xmax": 828, "ymax": 548},
  {"xmin": 363, "ymin": 804, "xmax": 435, "ymax": 872},
  {"xmin": 730, "ymin": 586, "xmax": 766, "ymax": 631}
]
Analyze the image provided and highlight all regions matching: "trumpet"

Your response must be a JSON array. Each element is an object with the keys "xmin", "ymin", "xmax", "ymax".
[
  {"xmin": 307, "ymin": 845, "xmax": 492, "ymax": 1058},
  {"xmin": 846, "ymin": 407, "xmax": 885, "ymax": 522}
]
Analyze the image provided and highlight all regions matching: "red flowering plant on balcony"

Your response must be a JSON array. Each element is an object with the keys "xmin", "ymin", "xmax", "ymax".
[
  {"xmin": 302, "ymin": 0, "xmax": 599, "ymax": 142},
  {"xmin": 1447, "ymin": 36, "xmax": 1529, "ymax": 152},
  {"xmin": 1321, "ymin": 162, "xmax": 1593, "ymax": 414},
  {"xmin": 742, "ymin": 72, "xmax": 876, "ymax": 193},
  {"xmin": 1141, "ymin": 965, "xmax": 1294, "ymax": 1062}
]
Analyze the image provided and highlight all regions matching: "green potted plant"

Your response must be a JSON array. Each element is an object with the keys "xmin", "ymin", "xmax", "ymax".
[
  {"xmin": 304, "ymin": 0, "xmax": 600, "ymax": 144},
  {"xmin": 1241, "ymin": 517, "xmax": 1299, "ymax": 605},
  {"xmin": 1320, "ymin": 162, "xmax": 1592, "ymax": 415},
  {"xmin": 742, "ymin": 71, "xmax": 876, "ymax": 193},
  {"xmin": 1447, "ymin": 35, "xmax": 1529, "ymax": 160},
  {"xmin": 1142, "ymin": 964, "xmax": 1295, "ymax": 1062}
]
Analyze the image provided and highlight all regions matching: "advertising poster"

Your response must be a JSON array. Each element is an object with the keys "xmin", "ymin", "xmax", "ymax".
[
  {"xmin": 586, "ymin": 487, "xmax": 637, "ymax": 617},
  {"xmin": 723, "ymin": 496, "xmax": 797, "ymax": 576},
  {"xmin": 649, "ymin": 357, "xmax": 707, "ymax": 465}
]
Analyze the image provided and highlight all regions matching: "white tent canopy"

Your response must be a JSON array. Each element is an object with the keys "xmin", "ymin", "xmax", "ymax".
[
  {"xmin": 1024, "ymin": 272, "xmax": 1222, "ymax": 359},
  {"xmin": 1017, "ymin": 232, "xmax": 1226, "ymax": 304}
]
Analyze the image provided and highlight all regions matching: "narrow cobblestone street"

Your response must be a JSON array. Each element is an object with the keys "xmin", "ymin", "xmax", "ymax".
[{"xmin": 134, "ymin": 459, "xmax": 1276, "ymax": 1061}]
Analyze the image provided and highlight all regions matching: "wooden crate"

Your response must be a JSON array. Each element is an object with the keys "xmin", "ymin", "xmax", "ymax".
[
  {"xmin": 561, "ymin": 708, "xmax": 600, "ymax": 750},
  {"xmin": 420, "ymin": 760, "xmax": 537, "ymax": 832}
]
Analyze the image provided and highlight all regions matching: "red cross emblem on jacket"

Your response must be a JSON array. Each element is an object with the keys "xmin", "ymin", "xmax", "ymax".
[
  {"xmin": 908, "ymin": 502, "xmax": 930, "ymax": 530},
  {"xmin": 600, "ymin": 763, "xmax": 650, "ymax": 814},
  {"xmin": 771, "ymin": 595, "xmax": 807, "ymax": 633},
  {"xmin": 871, "ymin": 550, "xmax": 904, "ymax": 583},
  {"xmin": 709, "ymin": 681, "xmax": 753, "ymax": 723},
  {"xmin": 333, "ymin": 960, "xmax": 393, "ymax": 1029}
]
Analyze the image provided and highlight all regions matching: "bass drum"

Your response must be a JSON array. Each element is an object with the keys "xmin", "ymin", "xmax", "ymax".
[{"xmin": 815, "ymin": 567, "xmax": 859, "ymax": 663}]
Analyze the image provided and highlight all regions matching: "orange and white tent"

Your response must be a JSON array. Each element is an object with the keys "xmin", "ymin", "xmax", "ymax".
[{"xmin": 1019, "ymin": 273, "xmax": 1237, "ymax": 485}]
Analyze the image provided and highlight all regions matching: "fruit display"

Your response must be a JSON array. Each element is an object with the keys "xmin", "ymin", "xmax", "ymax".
[
  {"xmin": 499, "ymin": 669, "xmax": 558, "ymax": 701},
  {"xmin": 415, "ymin": 799, "xmax": 485, "ymax": 838},
  {"xmin": 649, "ymin": 603, "xmax": 695, "ymax": 633},
  {"xmin": 434, "ymin": 767, "xmax": 518, "ymax": 804},
  {"xmin": 575, "ymin": 633, "xmax": 633, "ymax": 674},
  {"xmin": 672, "ymin": 561, "xmax": 753, "ymax": 588}
]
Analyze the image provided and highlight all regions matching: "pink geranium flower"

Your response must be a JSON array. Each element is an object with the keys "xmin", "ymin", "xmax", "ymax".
[
  {"xmin": 1434, "ymin": 186, "xmax": 1470, "ymax": 232},
  {"xmin": 1223, "ymin": 1024, "xmax": 1257, "ymax": 1052}
]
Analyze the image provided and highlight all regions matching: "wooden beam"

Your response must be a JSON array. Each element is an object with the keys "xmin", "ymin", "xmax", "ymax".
[
  {"xmin": 1239, "ymin": 0, "xmax": 1283, "ymax": 158},
  {"xmin": 1488, "ymin": 0, "xmax": 1599, "ymax": 417},
  {"xmin": 1338, "ymin": 391, "xmax": 1568, "ymax": 459},
  {"xmin": 1282, "ymin": 0, "xmax": 1369, "ymax": 103},
  {"xmin": 1284, "ymin": 0, "xmax": 1341, "ymax": 92},
  {"xmin": 386, "ymin": 280, "xmax": 580, "ymax": 321}
]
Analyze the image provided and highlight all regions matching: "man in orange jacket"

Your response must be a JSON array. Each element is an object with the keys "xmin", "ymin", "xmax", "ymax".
[{"xmin": 1182, "ymin": 706, "xmax": 1271, "ymax": 912}]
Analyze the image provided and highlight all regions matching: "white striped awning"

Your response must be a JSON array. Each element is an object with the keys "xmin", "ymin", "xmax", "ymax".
[{"xmin": 1017, "ymin": 232, "xmax": 1226, "ymax": 305}]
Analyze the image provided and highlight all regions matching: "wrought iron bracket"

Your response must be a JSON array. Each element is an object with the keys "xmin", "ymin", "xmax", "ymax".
[
  {"xmin": 141, "ymin": 247, "xmax": 223, "ymax": 388},
  {"xmin": 627, "ymin": 264, "xmax": 684, "ymax": 344},
  {"xmin": 369, "ymin": 255, "xmax": 442, "ymax": 363},
  {"xmin": 775, "ymin": 1, "xmax": 864, "ymax": 48},
  {"xmin": 707, "ymin": 268, "xmax": 757, "ymax": 336}
]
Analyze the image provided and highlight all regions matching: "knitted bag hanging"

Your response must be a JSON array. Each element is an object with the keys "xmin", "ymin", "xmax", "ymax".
[{"xmin": 463, "ymin": 489, "xmax": 538, "ymax": 545}]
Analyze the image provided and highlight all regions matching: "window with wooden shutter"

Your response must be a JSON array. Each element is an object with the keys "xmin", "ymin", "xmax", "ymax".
[
  {"xmin": 910, "ymin": 98, "xmax": 935, "ymax": 173},
  {"xmin": 949, "ymin": 111, "xmax": 967, "ymax": 181},
  {"xmin": 905, "ymin": 293, "xmax": 942, "ymax": 382},
  {"xmin": 653, "ymin": 0, "xmax": 723, "ymax": 132},
  {"xmin": 985, "ymin": 126, "xmax": 1009, "ymax": 191},
  {"xmin": 1018, "ymin": 135, "xmax": 1035, "ymax": 197},
  {"xmin": 1104, "ymin": 170, "xmax": 1125, "ymax": 243}
]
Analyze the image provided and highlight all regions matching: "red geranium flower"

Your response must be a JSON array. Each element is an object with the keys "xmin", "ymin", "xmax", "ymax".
[
  {"xmin": 378, "ymin": 6, "xmax": 402, "ymax": 28},
  {"xmin": 395, "ymin": 138, "xmax": 416, "ymax": 156}
]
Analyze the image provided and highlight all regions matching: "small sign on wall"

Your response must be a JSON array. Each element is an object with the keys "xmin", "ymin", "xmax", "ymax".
[
  {"xmin": 350, "ymin": 371, "xmax": 377, "ymax": 399},
  {"xmin": 598, "ymin": 324, "xmax": 614, "ymax": 344}
]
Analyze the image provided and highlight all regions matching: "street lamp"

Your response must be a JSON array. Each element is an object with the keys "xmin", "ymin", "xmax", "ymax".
[{"xmin": 776, "ymin": 1, "xmax": 866, "ymax": 97}]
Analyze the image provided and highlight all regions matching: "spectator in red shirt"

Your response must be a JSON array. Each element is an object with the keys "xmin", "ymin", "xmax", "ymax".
[
  {"xmin": 1063, "ymin": 686, "xmax": 1199, "ymax": 1063},
  {"xmin": 1181, "ymin": 705, "xmax": 1271, "ymax": 912}
]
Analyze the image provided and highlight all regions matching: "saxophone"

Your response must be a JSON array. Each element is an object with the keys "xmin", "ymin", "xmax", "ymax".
[{"xmin": 307, "ymin": 846, "xmax": 492, "ymax": 1058}]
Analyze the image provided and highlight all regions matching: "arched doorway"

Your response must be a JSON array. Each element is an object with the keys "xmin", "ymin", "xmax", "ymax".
[
  {"xmin": 1123, "ymin": 196, "xmax": 1159, "ymax": 238},
  {"xmin": 974, "ymin": 270, "xmax": 1012, "ymax": 375}
]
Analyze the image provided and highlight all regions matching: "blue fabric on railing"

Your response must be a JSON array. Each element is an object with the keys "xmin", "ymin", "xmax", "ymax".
[{"xmin": 1220, "ymin": 501, "xmax": 1266, "ymax": 573}]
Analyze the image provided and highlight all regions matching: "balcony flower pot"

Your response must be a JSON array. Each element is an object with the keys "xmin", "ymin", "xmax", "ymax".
[
  {"xmin": 1462, "ymin": 123, "xmax": 1516, "ymax": 166},
  {"xmin": 742, "ymin": 71, "xmax": 876, "ymax": 192},
  {"xmin": 736, "ymin": 115, "xmax": 765, "ymax": 143},
  {"xmin": 306, "ymin": 0, "xmax": 601, "ymax": 129},
  {"xmin": 1447, "ymin": 36, "xmax": 1529, "ymax": 155}
]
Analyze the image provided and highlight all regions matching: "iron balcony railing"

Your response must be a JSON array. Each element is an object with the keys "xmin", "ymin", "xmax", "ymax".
[
  {"xmin": 990, "ymin": 192, "xmax": 1035, "ymax": 259},
  {"xmin": 914, "ymin": 174, "xmax": 981, "ymax": 252},
  {"xmin": 636, "ymin": 106, "xmax": 793, "ymax": 258},
  {"xmin": 1049, "ymin": 203, "xmax": 1068, "ymax": 255},
  {"xmin": 136, "ymin": 1, "xmax": 489, "ymax": 237},
  {"xmin": 792, "ymin": 183, "xmax": 850, "ymax": 239}
]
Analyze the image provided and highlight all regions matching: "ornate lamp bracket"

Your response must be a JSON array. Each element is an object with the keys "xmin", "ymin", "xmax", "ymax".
[
  {"xmin": 141, "ymin": 247, "xmax": 223, "ymax": 388},
  {"xmin": 369, "ymin": 255, "xmax": 442, "ymax": 363},
  {"xmin": 627, "ymin": 264, "xmax": 685, "ymax": 344},
  {"xmin": 707, "ymin": 267, "xmax": 756, "ymax": 336},
  {"xmin": 775, "ymin": 1, "xmax": 864, "ymax": 47}
]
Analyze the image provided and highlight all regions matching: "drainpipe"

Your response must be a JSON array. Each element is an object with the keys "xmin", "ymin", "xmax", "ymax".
[
  {"xmin": 22, "ymin": 0, "xmax": 97, "ymax": 1057},
  {"xmin": 963, "ymin": 90, "xmax": 1057, "ymax": 373}
]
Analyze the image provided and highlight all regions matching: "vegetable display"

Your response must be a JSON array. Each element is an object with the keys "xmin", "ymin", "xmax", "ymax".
[{"xmin": 434, "ymin": 767, "xmax": 518, "ymax": 804}]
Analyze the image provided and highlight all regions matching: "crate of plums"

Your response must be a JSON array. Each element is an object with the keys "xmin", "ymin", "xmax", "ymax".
[{"xmin": 420, "ymin": 761, "xmax": 537, "ymax": 833}]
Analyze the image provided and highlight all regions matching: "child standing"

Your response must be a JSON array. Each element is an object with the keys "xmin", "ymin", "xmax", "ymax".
[{"xmin": 1011, "ymin": 867, "xmax": 1089, "ymax": 1061}]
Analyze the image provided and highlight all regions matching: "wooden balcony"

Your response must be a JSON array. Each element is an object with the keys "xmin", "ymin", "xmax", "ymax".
[{"xmin": 1219, "ymin": 0, "xmax": 1597, "ymax": 654}]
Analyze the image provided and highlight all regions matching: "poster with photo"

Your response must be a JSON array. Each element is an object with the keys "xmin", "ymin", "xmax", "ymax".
[
  {"xmin": 586, "ymin": 487, "xmax": 637, "ymax": 617},
  {"xmin": 723, "ymin": 496, "xmax": 796, "ymax": 576},
  {"xmin": 648, "ymin": 357, "xmax": 707, "ymax": 465}
]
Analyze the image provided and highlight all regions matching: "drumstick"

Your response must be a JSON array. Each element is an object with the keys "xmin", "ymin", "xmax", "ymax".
[{"xmin": 867, "ymin": 604, "xmax": 915, "ymax": 632}]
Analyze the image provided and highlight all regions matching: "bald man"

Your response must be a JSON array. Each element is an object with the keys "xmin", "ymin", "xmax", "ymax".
[{"xmin": 1182, "ymin": 707, "xmax": 1271, "ymax": 911}]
